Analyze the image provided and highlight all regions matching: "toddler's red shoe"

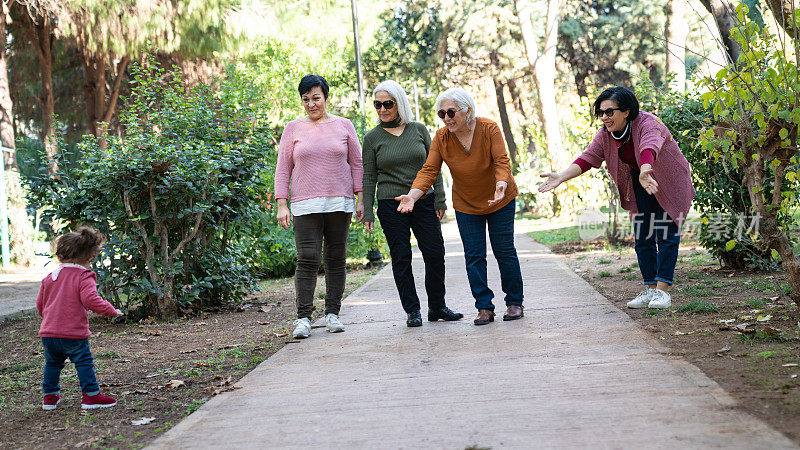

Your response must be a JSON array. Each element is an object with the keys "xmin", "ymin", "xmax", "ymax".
[
  {"xmin": 81, "ymin": 392, "xmax": 117, "ymax": 409},
  {"xmin": 42, "ymin": 394, "xmax": 60, "ymax": 410}
]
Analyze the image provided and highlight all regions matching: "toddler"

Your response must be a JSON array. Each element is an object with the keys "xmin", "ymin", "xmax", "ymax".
[{"xmin": 36, "ymin": 226, "xmax": 122, "ymax": 410}]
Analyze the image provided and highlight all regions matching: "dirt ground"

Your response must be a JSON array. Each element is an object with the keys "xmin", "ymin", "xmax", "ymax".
[
  {"xmin": 0, "ymin": 268, "xmax": 379, "ymax": 449},
  {"xmin": 556, "ymin": 239, "xmax": 800, "ymax": 443}
]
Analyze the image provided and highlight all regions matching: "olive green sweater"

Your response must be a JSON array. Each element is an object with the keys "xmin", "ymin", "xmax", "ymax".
[{"xmin": 362, "ymin": 122, "xmax": 446, "ymax": 222}]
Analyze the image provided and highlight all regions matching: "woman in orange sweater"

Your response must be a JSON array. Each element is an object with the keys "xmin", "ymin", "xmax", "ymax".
[{"xmin": 396, "ymin": 87, "xmax": 524, "ymax": 325}]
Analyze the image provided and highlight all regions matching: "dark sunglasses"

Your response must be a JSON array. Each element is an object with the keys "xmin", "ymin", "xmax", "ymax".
[
  {"xmin": 596, "ymin": 107, "xmax": 623, "ymax": 118},
  {"xmin": 373, "ymin": 100, "xmax": 395, "ymax": 110},
  {"xmin": 437, "ymin": 107, "xmax": 463, "ymax": 119}
]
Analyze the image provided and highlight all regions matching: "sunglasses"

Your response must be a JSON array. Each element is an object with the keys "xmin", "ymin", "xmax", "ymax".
[
  {"xmin": 596, "ymin": 107, "xmax": 623, "ymax": 118},
  {"xmin": 437, "ymin": 107, "xmax": 464, "ymax": 119},
  {"xmin": 373, "ymin": 100, "xmax": 395, "ymax": 110}
]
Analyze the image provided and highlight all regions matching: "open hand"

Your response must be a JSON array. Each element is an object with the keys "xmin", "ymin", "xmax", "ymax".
[
  {"xmin": 538, "ymin": 172, "xmax": 563, "ymax": 193},
  {"xmin": 639, "ymin": 164, "xmax": 659, "ymax": 195},
  {"xmin": 488, "ymin": 182, "xmax": 507, "ymax": 206},
  {"xmin": 395, "ymin": 195, "xmax": 416, "ymax": 213}
]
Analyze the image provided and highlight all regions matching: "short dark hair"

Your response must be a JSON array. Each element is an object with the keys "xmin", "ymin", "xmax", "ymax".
[
  {"xmin": 55, "ymin": 226, "xmax": 105, "ymax": 263},
  {"xmin": 593, "ymin": 86, "xmax": 640, "ymax": 121},
  {"xmin": 298, "ymin": 74, "xmax": 329, "ymax": 99}
]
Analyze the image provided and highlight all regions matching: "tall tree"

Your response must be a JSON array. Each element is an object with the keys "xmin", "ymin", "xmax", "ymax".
[
  {"xmin": 515, "ymin": 0, "xmax": 564, "ymax": 211},
  {"xmin": 15, "ymin": 0, "xmax": 66, "ymax": 172},
  {"xmin": 699, "ymin": 0, "xmax": 743, "ymax": 64},
  {"xmin": 765, "ymin": 0, "xmax": 798, "ymax": 38},
  {"xmin": 665, "ymin": 0, "xmax": 688, "ymax": 91},
  {"xmin": 64, "ymin": 0, "xmax": 237, "ymax": 148},
  {"xmin": 1, "ymin": 0, "xmax": 14, "ymax": 169}
]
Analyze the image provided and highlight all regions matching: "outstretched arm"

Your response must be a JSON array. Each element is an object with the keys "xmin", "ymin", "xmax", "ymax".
[{"xmin": 538, "ymin": 163, "xmax": 584, "ymax": 193}]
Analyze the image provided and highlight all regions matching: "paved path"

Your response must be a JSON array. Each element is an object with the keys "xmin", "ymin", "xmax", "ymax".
[
  {"xmin": 0, "ymin": 271, "xmax": 45, "ymax": 321},
  {"xmin": 151, "ymin": 221, "xmax": 795, "ymax": 449}
]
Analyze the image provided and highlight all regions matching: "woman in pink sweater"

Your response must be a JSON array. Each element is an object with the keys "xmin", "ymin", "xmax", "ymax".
[
  {"xmin": 539, "ymin": 86, "xmax": 695, "ymax": 310},
  {"xmin": 37, "ymin": 227, "xmax": 122, "ymax": 410},
  {"xmin": 274, "ymin": 74, "xmax": 364, "ymax": 339}
]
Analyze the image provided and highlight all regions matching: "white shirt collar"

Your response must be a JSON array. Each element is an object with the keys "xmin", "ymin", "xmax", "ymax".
[{"xmin": 51, "ymin": 263, "xmax": 87, "ymax": 281}]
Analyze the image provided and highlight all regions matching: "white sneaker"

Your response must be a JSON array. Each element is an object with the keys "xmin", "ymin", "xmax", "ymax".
[
  {"xmin": 292, "ymin": 317, "xmax": 311, "ymax": 339},
  {"xmin": 648, "ymin": 289, "xmax": 672, "ymax": 309},
  {"xmin": 325, "ymin": 314, "xmax": 345, "ymax": 333},
  {"xmin": 627, "ymin": 288, "xmax": 654, "ymax": 309}
]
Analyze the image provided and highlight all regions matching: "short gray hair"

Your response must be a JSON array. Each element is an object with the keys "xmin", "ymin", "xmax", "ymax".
[
  {"xmin": 373, "ymin": 80, "xmax": 414, "ymax": 124},
  {"xmin": 435, "ymin": 87, "xmax": 476, "ymax": 122}
]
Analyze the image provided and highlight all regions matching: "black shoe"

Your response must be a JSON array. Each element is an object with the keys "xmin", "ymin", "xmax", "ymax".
[
  {"xmin": 428, "ymin": 306, "xmax": 464, "ymax": 322},
  {"xmin": 407, "ymin": 311, "xmax": 423, "ymax": 327}
]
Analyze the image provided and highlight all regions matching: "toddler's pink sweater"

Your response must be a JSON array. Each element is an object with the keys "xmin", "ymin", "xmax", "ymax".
[{"xmin": 36, "ymin": 264, "xmax": 118, "ymax": 339}]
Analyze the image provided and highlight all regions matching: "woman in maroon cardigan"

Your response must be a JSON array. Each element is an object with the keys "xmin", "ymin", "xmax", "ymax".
[{"xmin": 539, "ymin": 86, "xmax": 694, "ymax": 310}]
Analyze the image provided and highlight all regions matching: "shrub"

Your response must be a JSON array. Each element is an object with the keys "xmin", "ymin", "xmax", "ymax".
[{"xmin": 26, "ymin": 56, "xmax": 272, "ymax": 319}]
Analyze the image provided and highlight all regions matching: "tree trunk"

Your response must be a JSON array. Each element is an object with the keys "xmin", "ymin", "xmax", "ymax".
[
  {"xmin": 665, "ymin": 0, "xmax": 688, "ymax": 91},
  {"xmin": 489, "ymin": 50, "xmax": 517, "ymax": 166},
  {"xmin": 493, "ymin": 77, "xmax": 517, "ymax": 166},
  {"xmin": 1, "ymin": 5, "xmax": 16, "ymax": 170},
  {"xmin": 765, "ymin": 0, "xmax": 798, "ymax": 38},
  {"xmin": 741, "ymin": 150, "xmax": 800, "ymax": 307},
  {"xmin": 515, "ymin": 0, "xmax": 564, "ymax": 213},
  {"xmin": 699, "ymin": 0, "xmax": 743, "ymax": 64},
  {"xmin": 21, "ymin": 11, "xmax": 57, "ymax": 173},
  {"xmin": 507, "ymin": 78, "xmax": 538, "ymax": 157},
  {"xmin": 82, "ymin": 53, "xmax": 129, "ymax": 149}
]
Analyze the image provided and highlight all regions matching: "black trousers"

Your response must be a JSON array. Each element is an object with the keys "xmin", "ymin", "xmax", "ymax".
[
  {"xmin": 292, "ymin": 212, "xmax": 352, "ymax": 319},
  {"xmin": 377, "ymin": 195, "xmax": 446, "ymax": 314}
]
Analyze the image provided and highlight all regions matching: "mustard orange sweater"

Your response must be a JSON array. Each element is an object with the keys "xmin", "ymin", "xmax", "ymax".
[{"xmin": 411, "ymin": 117, "xmax": 517, "ymax": 215}]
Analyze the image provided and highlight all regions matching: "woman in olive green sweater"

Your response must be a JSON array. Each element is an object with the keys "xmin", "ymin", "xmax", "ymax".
[{"xmin": 362, "ymin": 80, "xmax": 463, "ymax": 327}]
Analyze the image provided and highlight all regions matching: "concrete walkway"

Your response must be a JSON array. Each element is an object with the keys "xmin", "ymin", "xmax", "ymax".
[
  {"xmin": 151, "ymin": 221, "xmax": 796, "ymax": 449},
  {"xmin": 0, "ymin": 270, "xmax": 47, "ymax": 321}
]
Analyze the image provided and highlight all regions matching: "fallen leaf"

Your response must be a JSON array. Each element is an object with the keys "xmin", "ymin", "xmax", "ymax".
[
  {"xmin": 727, "ymin": 272, "xmax": 734, "ymax": 278},
  {"xmin": 260, "ymin": 305, "xmax": 273, "ymax": 313},
  {"xmin": 131, "ymin": 417, "xmax": 156, "ymax": 426},
  {"xmin": 674, "ymin": 331, "xmax": 689, "ymax": 335},
  {"xmin": 733, "ymin": 323, "xmax": 756, "ymax": 334},
  {"xmin": 763, "ymin": 327, "xmax": 781, "ymax": 335},
  {"xmin": 145, "ymin": 373, "xmax": 159, "ymax": 379},
  {"xmin": 769, "ymin": 296, "xmax": 781, "ymax": 302},
  {"xmin": 138, "ymin": 338, "xmax": 148, "ymax": 342},
  {"xmin": 180, "ymin": 349, "xmax": 198, "ymax": 354},
  {"xmin": 122, "ymin": 389, "xmax": 149, "ymax": 395},
  {"xmin": 274, "ymin": 332, "xmax": 289, "ymax": 338},
  {"xmin": 209, "ymin": 385, "xmax": 241, "ymax": 396},
  {"xmin": 757, "ymin": 315, "xmax": 773, "ymax": 322},
  {"xmin": 782, "ymin": 363, "xmax": 799, "ymax": 367},
  {"xmin": 74, "ymin": 436, "xmax": 103, "ymax": 447},
  {"xmin": 791, "ymin": 374, "xmax": 798, "ymax": 379},
  {"xmin": 194, "ymin": 322, "xmax": 207, "ymax": 326},
  {"xmin": 257, "ymin": 321, "xmax": 270, "ymax": 325},
  {"xmin": 741, "ymin": 315, "xmax": 753, "ymax": 321},
  {"xmin": 716, "ymin": 346, "xmax": 731, "ymax": 357},
  {"xmin": 718, "ymin": 318, "xmax": 736, "ymax": 324},
  {"xmin": 167, "ymin": 379, "xmax": 185, "ymax": 389}
]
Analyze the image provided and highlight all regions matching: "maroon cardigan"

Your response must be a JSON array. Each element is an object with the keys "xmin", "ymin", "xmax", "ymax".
[{"xmin": 576, "ymin": 112, "xmax": 695, "ymax": 227}]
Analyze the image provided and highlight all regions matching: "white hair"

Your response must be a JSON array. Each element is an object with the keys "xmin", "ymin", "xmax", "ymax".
[
  {"xmin": 434, "ymin": 87, "xmax": 476, "ymax": 122},
  {"xmin": 373, "ymin": 80, "xmax": 414, "ymax": 124}
]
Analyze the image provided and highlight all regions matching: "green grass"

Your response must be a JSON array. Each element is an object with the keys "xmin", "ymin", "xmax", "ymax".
[
  {"xmin": 643, "ymin": 308, "xmax": 670, "ymax": 316},
  {"xmin": 618, "ymin": 266, "xmax": 633, "ymax": 273},
  {"xmin": 745, "ymin": 298, "xmax": 768, "ymax": 308},
  {"xmin": 680, "ymin": 282, "xmax": 726, "ymax": 297},
  {"xmin": 738, "ymin": 329, "xmax": 792, "ymax": 343},
  {"xmin": 675, "ymin": 300, "xmax": 719, "ymax": 313},
  {"xmin": 527, "ymin": 226, "xmax": 581, "ymax": 246},
  {"xmin": 597, "ymin": 258, "xmax": 612, "ymax": 265},
  {"xmin": 598, "ymin": 271, "xmax": 612, "ymax": 278},
  {"xmin": 748, "ymin": 279, "xmax": 792, "ymax": 295},
  {"xmin": 622, "ymin": 274, "xmax": 638, "ymax": 281},
  {"xmin": 680, "ymin": 250, "xmax": 715, "ymax": 267}
]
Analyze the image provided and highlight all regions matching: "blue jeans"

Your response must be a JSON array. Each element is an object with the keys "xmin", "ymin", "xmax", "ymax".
[
  {"xmin": 455, "ymin": 200, "xmax": 524, "ymax": 310},
  {"xmin": 631, "ymin": 172, "xmax": 681, "ymax": 285},
  {"xmin": 42, "ymin": 337, "xmax": 100, "ymax": 396}
]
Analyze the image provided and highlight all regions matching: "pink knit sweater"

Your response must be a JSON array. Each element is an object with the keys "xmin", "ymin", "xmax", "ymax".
[
  {"xmin": 577, "ymin": 112, "xmax": 695, "ymax": 226},
  {"xmin": 274, "ymin": 116, "xmax": 363, "ymax": 202},
  {"xmin": 36, "ymin": 264, "xmax": 119, "ymax": 339}
]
